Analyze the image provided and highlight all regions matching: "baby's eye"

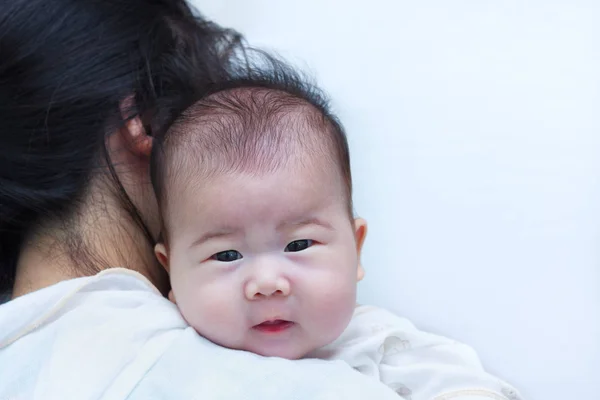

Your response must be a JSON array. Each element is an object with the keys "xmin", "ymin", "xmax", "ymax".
[
  {"xmin": 285, "ymin": 239, "xmax": 314, "ymax": 253},
  {"xmin": 212, "ymin": 250, "xmax": 242, "ymax": 262}
]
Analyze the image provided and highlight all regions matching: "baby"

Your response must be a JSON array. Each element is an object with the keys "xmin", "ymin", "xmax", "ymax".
[{"xmin": 150, "ymin": 70, "xmax": 522, "ymax": 399}]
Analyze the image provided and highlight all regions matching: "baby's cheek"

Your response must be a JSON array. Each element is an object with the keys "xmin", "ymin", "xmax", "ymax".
[
  {"xmin": 182, "ymin": 282, "xmax": 241, "ymax": 346},
  {"xmin": 306, "ymin": 270, "xmax": 357, "ymax": 341},
  {"xmin": 171, "ymin": 271, "xmax": 224, "ymax": 323}
]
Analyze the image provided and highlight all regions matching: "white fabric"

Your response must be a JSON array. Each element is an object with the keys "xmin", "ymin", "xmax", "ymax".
[
  {"xmin": 0, "ymin": 269, "xmax": 396, "ymax": 400},
  {"xmin": 311, "ymin": 306, "xmax": 523, "ymax": 400},
  {"xmin": 0, "ymin": 269, "xmax": 518, "ymax": 400}
]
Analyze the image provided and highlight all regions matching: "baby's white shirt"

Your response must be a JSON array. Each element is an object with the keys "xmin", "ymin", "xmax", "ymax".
[{"xmin": 310, "ymin": 305, "xmax": 523, "ymax": 400}]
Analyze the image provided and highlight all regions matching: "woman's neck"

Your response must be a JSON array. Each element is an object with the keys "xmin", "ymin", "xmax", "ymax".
[{"xmin": 12, "ymin": 182, "xmax": 168, "ymax": 298}]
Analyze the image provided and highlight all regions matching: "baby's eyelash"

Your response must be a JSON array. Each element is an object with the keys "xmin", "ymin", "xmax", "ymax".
[
  {"xmin": 211, "ymin": 250, "xmax": 243, "ymax": 262},
  {"xmin": 285, "ymin": 239, "xmax": 314, "ymax": 252}
]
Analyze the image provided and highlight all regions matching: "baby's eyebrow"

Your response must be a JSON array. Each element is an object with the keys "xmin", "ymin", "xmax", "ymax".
[
  {"xmin": 278, "ymin": 217, "xmax": 333, "ymax": 231},
  {"xmin": 190, "ymin": 229, "xmax": 237, "ymax": 248}
]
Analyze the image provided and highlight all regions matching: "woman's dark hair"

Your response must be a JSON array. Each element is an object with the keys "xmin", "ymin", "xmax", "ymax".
[{"xmin": 0, "ymin": 0, "xmax": 242, "ymax": 292}]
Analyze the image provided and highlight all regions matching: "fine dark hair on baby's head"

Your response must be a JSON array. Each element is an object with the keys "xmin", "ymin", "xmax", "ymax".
[{"xmin": 150, "ymin": 51, "xmax": 352, "ymax": 235}]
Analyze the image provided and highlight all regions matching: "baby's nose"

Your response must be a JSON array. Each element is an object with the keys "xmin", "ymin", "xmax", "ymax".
[{"xmin": 245, "ymin": 276, "xmax": 291, "ymax": 300}]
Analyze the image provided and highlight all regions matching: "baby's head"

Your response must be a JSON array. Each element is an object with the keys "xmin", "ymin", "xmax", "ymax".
[{"xmin": 151, "ymin": 73, "xmax": 366, "ymax": 359}]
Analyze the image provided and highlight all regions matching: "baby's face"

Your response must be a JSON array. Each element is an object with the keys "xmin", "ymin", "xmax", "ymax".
[{"xmin": 156, "ymin": 163, "xmax": 366, "ymax": 359}]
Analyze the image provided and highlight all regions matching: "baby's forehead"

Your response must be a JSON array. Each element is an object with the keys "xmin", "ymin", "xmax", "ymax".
[{"xmin": 167, "ymin": 163, "xmax": 349, "ymax": 236}]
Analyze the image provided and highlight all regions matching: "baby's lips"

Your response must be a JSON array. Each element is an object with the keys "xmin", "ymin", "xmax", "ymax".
[{"xmin": 252, "ymin": 319, "xmax": 295, "ymax": 333}]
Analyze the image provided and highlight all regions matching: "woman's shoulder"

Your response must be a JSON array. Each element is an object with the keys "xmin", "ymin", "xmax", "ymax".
[
  {"xmin": 0, "ymin": 268, "xmax": 176, "ymax": 349},
  {"xmin": 0, "ymin": 268, "xmax": 192, "ymax": 399},
  {"xmin": 1, "ymin": 268, "xmax": 183, "ymax": 347}
]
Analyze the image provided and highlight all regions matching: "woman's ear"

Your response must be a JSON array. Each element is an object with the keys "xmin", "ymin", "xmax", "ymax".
[
  {"xmin": 119, "ymin": 95, "xmax": 153, "ymax": 158},
  {"xmin": 354, "ymin": 218, "xmax": 368, "ymax": 282}
]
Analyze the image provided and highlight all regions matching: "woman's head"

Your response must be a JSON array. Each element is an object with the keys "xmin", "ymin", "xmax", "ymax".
[{"xmin": 0, "ymin": 0, "xmax": 242, "ymax": 294}]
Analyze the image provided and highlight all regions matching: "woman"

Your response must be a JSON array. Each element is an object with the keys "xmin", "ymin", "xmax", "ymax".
[{"xmin": 0, "ymin": 1, "xmax": 399, "ymax": 398}]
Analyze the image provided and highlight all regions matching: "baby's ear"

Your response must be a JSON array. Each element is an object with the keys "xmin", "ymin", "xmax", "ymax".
[
  {"xmin": 167, "ymin": 290, "xmax": 177, "ymax": 305},
  {"xmin": 353, "ymin": 218, "xmax": 368, "ymax": 282},
  {"xmin": 154, "ymin": 242, "xmax": 170, "ymax": 273},
  {"xmin": 155, "ymin": 240, "xmax": 175, "ymax": 303}
]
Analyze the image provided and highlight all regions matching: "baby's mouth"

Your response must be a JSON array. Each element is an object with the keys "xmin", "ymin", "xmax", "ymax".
[{"xmin": 252, "ymin": 319, "xmax": 294, "ymax": 333}]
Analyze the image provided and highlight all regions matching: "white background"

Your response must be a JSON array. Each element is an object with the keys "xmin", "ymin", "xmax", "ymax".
[{"xmin": 193, "ymin": 1, "xmax": 600, "ymax": 399}]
